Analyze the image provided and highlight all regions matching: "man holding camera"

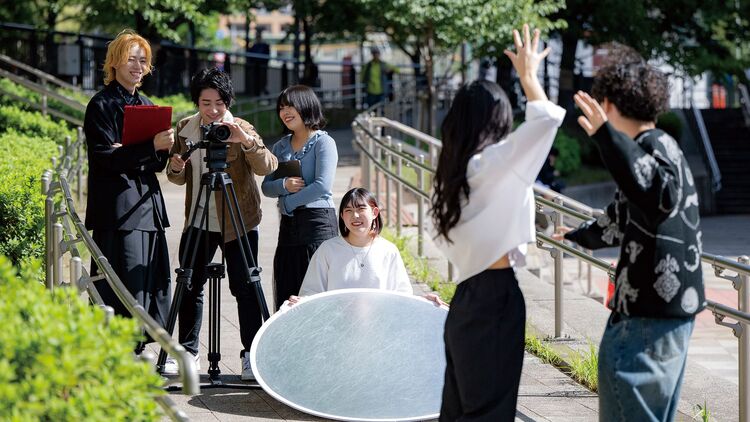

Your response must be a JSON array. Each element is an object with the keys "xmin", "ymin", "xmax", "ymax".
[{"xmin": 163, "ymin": 67, "xmax": 277, "ymax": 379}]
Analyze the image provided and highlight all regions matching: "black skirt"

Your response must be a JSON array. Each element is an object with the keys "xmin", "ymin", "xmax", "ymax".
[
  {"xmin": 272, "ymin": 207, "xmax": 338, "ymax": 310},
  {"xmin": 90, "ymin": 229, "xmax": 172, "ymax": 339}
]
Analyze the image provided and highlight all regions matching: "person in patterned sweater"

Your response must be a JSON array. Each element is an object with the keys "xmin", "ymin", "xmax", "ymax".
[{"xmin": 556, "ymin": 44, "xmax": 705, "ymax": 421}]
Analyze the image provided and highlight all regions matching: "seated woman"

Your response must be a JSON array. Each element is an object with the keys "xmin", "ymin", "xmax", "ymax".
[{"xmin": 288, "ymin": 188, "xmax": 444, "ymax": 306}]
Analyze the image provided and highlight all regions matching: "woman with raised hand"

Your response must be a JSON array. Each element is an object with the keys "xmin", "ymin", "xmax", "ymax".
[{"xmin": 430, "ymin": 25, "xmax": 565, "ymax": 420}]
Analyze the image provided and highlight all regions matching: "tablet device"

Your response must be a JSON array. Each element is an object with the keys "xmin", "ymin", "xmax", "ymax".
[
  {"xmin": 271, "ymin": 159, "xmax": 302, "ymax": 180},
  {"xmin": 121, "ymin": 105, "xmax": 172, "ymax": 146}
]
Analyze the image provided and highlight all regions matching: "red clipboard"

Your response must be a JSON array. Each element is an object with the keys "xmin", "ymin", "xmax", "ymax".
[{"xmin": 121, "ymin": 105, "xmax": 172, "ymax": 145}]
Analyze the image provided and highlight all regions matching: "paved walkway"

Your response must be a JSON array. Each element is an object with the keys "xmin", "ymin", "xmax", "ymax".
[{"xmin": 148, "ymin": 128, "xmax": 748, "ymax": 421}]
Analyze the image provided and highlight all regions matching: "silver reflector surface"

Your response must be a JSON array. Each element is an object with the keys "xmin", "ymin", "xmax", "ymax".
[{"xmin": 250, "ymin": 288, "xmax": 448, "ymax": 421}]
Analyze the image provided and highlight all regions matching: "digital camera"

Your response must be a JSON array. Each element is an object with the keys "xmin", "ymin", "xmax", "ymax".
[{"xmin": 200, "ymin": 122, "xmax": 231, "ymax": 142}]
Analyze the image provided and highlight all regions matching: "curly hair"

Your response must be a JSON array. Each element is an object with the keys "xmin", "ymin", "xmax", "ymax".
[
  {"xmin": 591, "ymin": 43, "xmax": 669, "ymax": 122},
  {"xmin": 430, "ymin": 80, "xmax": 513, "ymax": 243}
]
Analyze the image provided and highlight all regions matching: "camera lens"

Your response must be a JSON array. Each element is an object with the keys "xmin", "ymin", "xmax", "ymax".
[{"xmin": 212, "ymin": 124, "xmax": 231, "ymax": 141}]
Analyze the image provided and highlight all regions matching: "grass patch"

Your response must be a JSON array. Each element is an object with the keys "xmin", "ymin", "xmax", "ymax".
[
  {"xmin": 381, "ymin": 227, "xmax": 456, "ymax": 303},
  {"xmin": 693, "ymin": 402, "xmax": 712, "ymax": 421},
  {"xmin": 525, "ymin": 329, "xmax": 599, "ymax": 392}
]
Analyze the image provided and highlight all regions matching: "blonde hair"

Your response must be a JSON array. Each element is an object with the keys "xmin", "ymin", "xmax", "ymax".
[{"xmin": 103, "ymin": 29, "xmax": 152, "ymax": 86}]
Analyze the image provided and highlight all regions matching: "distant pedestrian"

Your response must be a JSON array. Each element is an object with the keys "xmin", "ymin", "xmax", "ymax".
[
  {"xmin": 361, "ymin": 47, "xmax": 398, "ymax": 108},
  {"xmin": 556, "ymin": 43, "xmax": 705, "ymax": 422},
  {"xmin": 431, "ymin": 25, "xmax": 564, "ymax": 420}
]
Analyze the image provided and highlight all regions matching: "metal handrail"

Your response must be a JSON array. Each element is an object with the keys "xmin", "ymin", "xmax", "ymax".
[
  {"xmin": 42, "ymin": 128, "xmax": 199, "ymax": 418},
  {"xmin": 691, "ymin": 102, "xmax": 722, "ymax": 192},
  {"xmin": 740, "ymin": 83, "xmax": 750, "ymax": 127},
  {"xmin": 0, "ymin": 68, "xmax": 86, "ymax": 112},
  {"xmin": 354, "ymin": 109, "xmax": 750, "ymax": 422},
  {"xmin": 0, "ymin": 52, "xmax": 84, "ymax": 93}
]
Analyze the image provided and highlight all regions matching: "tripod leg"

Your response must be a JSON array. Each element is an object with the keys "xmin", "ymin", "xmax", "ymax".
[
  {"xmin": 220, "ymin": 176, "xmax": 271, "ymax": 320},
  {"xmin": 206, "ymin": 263, "xmax": 224, "ymax": 384},
  {"xmin": 157, "ymin": 181, "xmax": 211, "ymax": 370}
]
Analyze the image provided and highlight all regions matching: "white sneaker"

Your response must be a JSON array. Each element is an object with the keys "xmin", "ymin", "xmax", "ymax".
[
  {"xmin": 162, "ymin": 353, "xmax": 200, "ymax": 375},
  {"xmin": 241, "ymin": 354, "xmax": 255, "ymax": 381}
]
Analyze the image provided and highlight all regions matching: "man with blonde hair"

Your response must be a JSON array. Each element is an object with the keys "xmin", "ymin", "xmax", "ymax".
[{"xmin": 84, "ymin": 29, "xmax": 175, "ymax": 353}]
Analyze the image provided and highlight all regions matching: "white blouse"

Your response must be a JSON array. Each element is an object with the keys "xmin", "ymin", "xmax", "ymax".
[
  {"xmin": 432, "ymin": 100, "xmax": 566, "ymax": 282},
  {"xmin": 300, "ymin": 236, "xmax": 413, "ymax": 296}
]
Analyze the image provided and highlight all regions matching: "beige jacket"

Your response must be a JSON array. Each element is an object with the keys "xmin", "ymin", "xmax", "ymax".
[{"xmin": 167, "ymin": 112, "xmax": 278, "ymax": 242}]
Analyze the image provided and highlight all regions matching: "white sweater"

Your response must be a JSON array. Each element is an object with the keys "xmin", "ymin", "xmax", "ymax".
[
  {"xmin": 300, "ymin": 236, "xmax": 413, "ymax": 295},
  {"xmin": 432, "ymin": 100, "xmax": 566, "ymax": 282}
]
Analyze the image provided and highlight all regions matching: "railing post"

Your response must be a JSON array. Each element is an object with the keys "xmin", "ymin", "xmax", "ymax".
[
  {"xmin": 739, "ymin": 255, "xmax": 750, "ymax": 422},
  {"xmin": 385, "ymin": 136, "xmax": 392, "ymax": 226},
  {"xmin": 52, "ymin": 223, "xmax": 64, "ymax": 287},
  {"xmin": 374, "ymin": 137, "xmax": 381, "ymax": 202},
  {"xmin": 553, "ymin": 196, "xmax": 564, "ymax": 338},
  {"xmin": 396, "ymin": 144, "xmax": 403, "ymax": 237},
  {"xmin": 43, "ymin": 172, "xmax": 54, "ymax": 290},
  {"xmin": 41, "ymin": 79, "xmax": 48, "ymax": 116},
  {"xmin": 417, "ymin": 155, "xmax": 425, "ymax": 256},
  {"xmin": 70, "ymin": 256, "xmax": 82, "ymax": 290},
  {"xmin": 77, "ymin": 127, "xmax": 84, "ymax": 204}
]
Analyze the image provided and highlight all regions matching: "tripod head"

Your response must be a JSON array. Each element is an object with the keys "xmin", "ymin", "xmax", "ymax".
[{"xmin": 181, "ymin": 122, "xmax": 232, "ymax": 171}]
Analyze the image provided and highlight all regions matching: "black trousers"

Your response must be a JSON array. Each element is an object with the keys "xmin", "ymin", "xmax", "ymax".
[
  {"xmin": 440, "ymin": 268, "xmax": 526, "ymax": 421},
  {"xmin": 272, "ymin": 207, "xmax": 338, "ymax": 310},
  {"xmin": 91, "ymin": 229, "xmax": 172, "ymax": 348},
  {"xmin": 177, "ymin": 227, "xmax": 262, "ymax": 357}
]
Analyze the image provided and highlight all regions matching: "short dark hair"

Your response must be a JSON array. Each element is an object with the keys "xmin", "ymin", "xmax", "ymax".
[
  {"xmin": 338, "ymin": 187, "xmax": 383, "ymax": 237},
  {"xmin": 190, "ymin": 67, "xmax": 235, "ymax": 107},
  {"xmin": 276, "ymin": 85, "xmax": 326, "ymax": 132},
  {"xmin": 591, "ymin": 43, "xmax": 669, "ymax": 122}
]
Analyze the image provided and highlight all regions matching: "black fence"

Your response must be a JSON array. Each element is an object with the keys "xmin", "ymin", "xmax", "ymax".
[{"xmin": 0, "ymin": 22, "xmax": 424, "ymax": 102}]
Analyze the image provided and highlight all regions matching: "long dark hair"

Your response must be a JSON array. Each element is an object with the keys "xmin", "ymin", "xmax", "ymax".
[
  {"xmin": 430, "ymin": 80, "xmax": 513, "ymax": 243},
  {"xmin": 339, "ymin": 187, "xmax": 383, "ymax": 237}
]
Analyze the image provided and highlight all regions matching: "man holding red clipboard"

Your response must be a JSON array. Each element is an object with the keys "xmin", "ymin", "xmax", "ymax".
[{"xmin": 83, "ymin": 29, "xmax": 175, "ymax": 353}]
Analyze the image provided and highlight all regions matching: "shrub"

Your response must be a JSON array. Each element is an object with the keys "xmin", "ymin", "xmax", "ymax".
[
  {"xmin": 0, "ymin": 131, "xmax": 58, "ymax": 267},
  {"xmin": 0, "ymin": 105, "xmax": 75, "ymax": 143},
  {"xmin": 148, "ymin": 93, "xmax": 196, "ymax": 124},
  {"xmin": 657, "ymin": 111, "xmax": 683, "ymax": 140},
  {"xmin": 0, "ymin": 79, "xmax": 86, "ymax": 123},
  {"xmin": 0, "ymin": 256, "xmax": 164, "ymax": 421},
  {"xmin": 552, "ymin": 129, "xmax": 582, "ymax": 176}
]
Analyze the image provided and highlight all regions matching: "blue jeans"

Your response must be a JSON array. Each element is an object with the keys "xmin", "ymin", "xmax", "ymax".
[{"xmin": 598, "ymin": 313, "xmax": 694, "ymax": 422}]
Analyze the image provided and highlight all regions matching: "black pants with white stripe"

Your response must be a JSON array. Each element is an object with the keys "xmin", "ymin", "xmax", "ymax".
[{"xmin": 440, "ymin": 268, "xmax": 526, "ymax": 421}]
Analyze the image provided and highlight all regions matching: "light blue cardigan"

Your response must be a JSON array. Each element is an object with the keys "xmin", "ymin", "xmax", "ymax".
[{"xmin": 261, "ymin": 130, "xmax": 338, "ymax": 216}]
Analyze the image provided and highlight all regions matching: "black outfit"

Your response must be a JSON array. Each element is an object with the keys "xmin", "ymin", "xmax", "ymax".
[
  {"xmin": 440, "ymin": 268, "xmax": 525, "ymax": 421},
  {"xmin": 177, "ymin": 227, "xmax": 262, "ymax": 357},
  {"xmin": 84, "ymin": 81, "xmax": 171, "ymax": 340},
  {"xmin": 565, "ymin": 124, "xmax": 705, "ymax": 318},
  {"xmin": 272, "ymin": 207, "xmax": 337, "ymax": 310}
]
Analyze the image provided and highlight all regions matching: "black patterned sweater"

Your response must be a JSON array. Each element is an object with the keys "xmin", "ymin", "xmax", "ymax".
[{"xmin": 564, "ymin": 123, "xmax": 706, "ymax": 318}]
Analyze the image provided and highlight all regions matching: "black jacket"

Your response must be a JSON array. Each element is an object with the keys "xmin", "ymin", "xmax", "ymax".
[
  {"xmin": 565, "ymin": 124, "xmax": 705, "ymax": 318},
  {"xmin": 84, "ymin": 81, "xmax": 170, "ymax": 231}
]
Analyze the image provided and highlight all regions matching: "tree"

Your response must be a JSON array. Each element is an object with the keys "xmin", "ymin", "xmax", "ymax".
[
  {"xmin": 357, "ymin": 0, "xmax": 565, "ymax": 134},
  {"xmin": 550, "ymin": 0, "xmax": 750, "ymax": 114}
]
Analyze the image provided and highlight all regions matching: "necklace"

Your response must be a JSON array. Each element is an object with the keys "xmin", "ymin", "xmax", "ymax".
[{"xmin": 348, "ymin": 237, "xmax": 375, "ymax": 268}]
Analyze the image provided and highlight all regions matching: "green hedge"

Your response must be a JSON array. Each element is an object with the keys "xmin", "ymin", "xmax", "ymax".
[
  {"xmin": 657, "ymin": 111, "xmax": 683, "ymax": 140},
  {"xmin": 553, "ymin": 129, "xmax": 582, "ymax": 176},
  {"xmin": 0, "ymin": 78, "xmax": 86, "ymax": 122},
  {"xmin": 0, "ymin": 256, "xmax": 164, "ymax": 421},
  {"xmin": 0, "ymin": 105, "xmax": 75, "ymax": 144},
  {"xmin": 0, "ymin": 131, "xmax": 57, "ymax": 267}
]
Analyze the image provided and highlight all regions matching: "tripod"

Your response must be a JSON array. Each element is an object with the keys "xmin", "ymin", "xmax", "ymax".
[{"xmin": 157, "ymin": 149, "xmax": 270, "ymax": 389}]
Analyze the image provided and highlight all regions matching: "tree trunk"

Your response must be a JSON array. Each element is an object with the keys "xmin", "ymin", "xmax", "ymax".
[
  {"xmin": 44, "ymin": 8, "xmax": 58, "ymax": 76},
  {"xmin": 495, "ymin": 56, "xmax": 518, "ymax": 110},
  {"xmin": 292, "ymin": 15, "xmax": 301, "ymax": 84},
  {"xmin": 558, "ymin": 33, "xmax": 578, "ymax": 118},
  {"xmin": 424, "ymin": 27, "xmax": 436, "ymax": 136}
]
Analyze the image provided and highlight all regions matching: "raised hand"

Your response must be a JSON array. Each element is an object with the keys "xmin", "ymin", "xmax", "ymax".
[
  {"xmin": 574, "ymin": 91, "xmax": 608, "ymax": 136},
  {"xmin": 503, "ymin": 24, "xmax": 550, "ymax": 82},
  {"xmin": 503, "ymin": 24, "xmax": 550, "ymax": 102}
]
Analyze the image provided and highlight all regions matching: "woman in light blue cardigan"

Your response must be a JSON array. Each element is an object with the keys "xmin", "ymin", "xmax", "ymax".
[{"xmin": 262, "ymin": 85, "xmax": 338, "ymax": 310}]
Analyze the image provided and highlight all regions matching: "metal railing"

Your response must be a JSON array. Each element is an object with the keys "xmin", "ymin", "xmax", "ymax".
[
  {"xmin": 0, "ymin": 54, "xmax": 86, "ymax": 126},
  {"xmin": 740, "ymin": 83, "xmax": 750, "ymax": 127},
  {"xmin": 42, "ymin": 129, "xmax": 198, "ymax": 420},
  {"xmin": 353, "ymin": 111, "xmax": 750, "ymax": 422},
  {"xmin": 691, "ymin": 101, "xmax": 723, "ymax": 192}
]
